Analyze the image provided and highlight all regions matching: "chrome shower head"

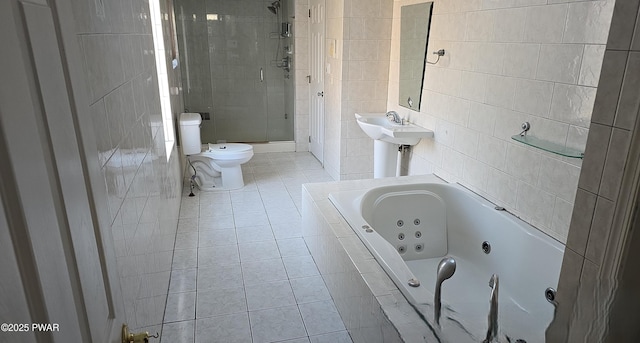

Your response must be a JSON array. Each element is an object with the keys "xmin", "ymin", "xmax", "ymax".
[
  {"xmin": 436, "ymin": 257, "xmax": 457, "ymax": 284},
  {"xmin": 268, "ymin": 0, "xmax": 280, "ymax": 14}
]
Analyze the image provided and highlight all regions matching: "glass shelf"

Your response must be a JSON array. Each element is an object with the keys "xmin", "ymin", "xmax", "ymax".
[{"xmin": 511, "ymin": 135, "xmax": 584, "ymax": 159}]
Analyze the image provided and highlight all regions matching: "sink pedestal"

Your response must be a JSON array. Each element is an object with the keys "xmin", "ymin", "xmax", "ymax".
[
  {"xmin": 355, "ymin": 113, "xmax": 434, "ymax": 179},
  {"xmin": 374, "ymin": 140, "xmax": 400, "ymax": 178}
]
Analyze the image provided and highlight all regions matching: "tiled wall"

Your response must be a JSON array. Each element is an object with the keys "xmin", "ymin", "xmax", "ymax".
[
  {"xmin": 547, "ymin": 0, "xmax": 640, "ymax": 340},
  {"xmin": 71, "ymin": 0, "xmax": 182, "ymax": 334},
  {"xmin": 385, "ymin": 0, "xmax": 614, "ymax": 243},
  {"xmin": 337, "ymin": 0, "xmax": 395, "ymax": 180}
]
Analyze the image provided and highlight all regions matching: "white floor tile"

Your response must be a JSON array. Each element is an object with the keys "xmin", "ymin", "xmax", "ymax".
[
  {"xmin": 195, "ymin": 313, "xmax": 251, "ymax": 343},
  {"xmin": 198, "ymin": 245, "xmax": 240, "ymax": 267},
  {"xmin": 283, "ymin": 256, "xmax": 320, "ymax": 279},
  {"xmin": 164, "ymin": 292, "xmax": 196, "ymax": 323},
  {"xmin": 196, "ymin": 287, "xmax": 247, "ymax": 318},
  {"xmin": 245, "ymin": 280, "xmax": 296, "ymax": 311},
  {"xmin": 172, "ymin": 249, "xmax": 198, "ymax": 270},
  {"xmin": 197, "ymin": 264, "xmax": 243, "ymax": 291},
  {"xmin": 309, "ymin": 331, "xmax": 352, "ymax": 343},
  {"xmin": 290, "ymin": 276, "xmax": 332, "ymax": 304},
  {"xmin": 241, "ymin": 258, "xmax": 288, "ymax": 285},
  {"xmin": 234, "ymin": 211, "xmax": 270, "ymax": 228},
  {"xmin": 298, "ymin": 301, "xmax": 346, "ymax": 336},
  {"xmin": 277, "ymin": 238, "xmax": 310, "ymax": 257},
  {"xmin": 175, "ymin": 232, "xmax": 199, "ymax": 250},
  {"xmin": 198, "ymin": 215, "xmax": 234, "ymax": 230},
  {"xmin": 238, "ymin": 240, "xmax": 281, "ymax": 262},
  {"xmin": 169, "ymin": 269, "xmax": 197, "ymax": 294},
  {"xmin": 236, "ymin": 225, "xmax": 275, "ymax": 244},
  {"xmin": 161, "ymin": 320, "xmax": 195, "ymax": 343},
  {"xmin": 198, "ymin": 229, "xmax": 237, "ymax": 247},
  {"xmin": 249, "ymin": 306, "xmax": 307, "ymax": 343}
]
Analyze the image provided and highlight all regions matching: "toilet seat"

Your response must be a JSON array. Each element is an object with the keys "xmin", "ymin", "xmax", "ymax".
[{"xmin": 205, "ymin": 143, "xmax": 253, "ymax": 160}]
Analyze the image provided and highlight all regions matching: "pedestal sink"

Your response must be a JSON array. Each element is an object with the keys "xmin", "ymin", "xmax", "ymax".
[{"xmin": 355, "ymin": 113, "xmax": 434, "ymax": 178}]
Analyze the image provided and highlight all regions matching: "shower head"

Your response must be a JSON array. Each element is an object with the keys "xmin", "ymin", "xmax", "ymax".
[{"xmin": 268, "ymin": 1, "xmax": 280, "ymax": 15}]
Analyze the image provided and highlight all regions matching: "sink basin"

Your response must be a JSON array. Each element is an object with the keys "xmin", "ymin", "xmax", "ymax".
[{"xmin": 355, "ymin": 113, "xmax": 434, "ymax": 145}]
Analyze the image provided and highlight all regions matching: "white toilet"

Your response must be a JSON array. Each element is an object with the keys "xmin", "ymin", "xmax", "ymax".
[{"xmin": 179, "ymin": 113, "xmax": 254, "ymax": 190}]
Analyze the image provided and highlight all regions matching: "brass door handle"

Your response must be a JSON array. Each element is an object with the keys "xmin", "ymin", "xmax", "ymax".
[{"xmin": 122, "ymin": 324, "xmax": 159, "ymax": 343}]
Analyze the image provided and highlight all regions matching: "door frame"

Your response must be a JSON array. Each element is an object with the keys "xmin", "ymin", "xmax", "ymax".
[{"xmin": 309, "ymin": 0, "xmax": 325, "ymax": 164}]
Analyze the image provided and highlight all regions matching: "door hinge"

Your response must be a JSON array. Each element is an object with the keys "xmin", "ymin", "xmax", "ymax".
[
  {"xmin": 309, "ymin": 9, "xmax": 311, "ymax": 18},
  {"xmin": 307, "ymin": 75, "xmax": 311, "ymax": 83},
  {"xmin": 309, "ymin": 136, "xmax": 311, "ymax": 143}
]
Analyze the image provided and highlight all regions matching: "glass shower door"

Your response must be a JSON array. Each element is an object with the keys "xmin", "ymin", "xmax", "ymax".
[
  {"xmin": 206, "ymin": 2, "xmax": 268, "ymax": 142},
  {"xmin": 175, "ymin": 0, "xmax": 294, "ymax": 143}
]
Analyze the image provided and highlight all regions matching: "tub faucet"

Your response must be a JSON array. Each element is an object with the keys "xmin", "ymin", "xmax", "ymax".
[
  {"xmin": 434, "ymin": 257, "xmax": 456, "ymax": 325},
  {"xmin": 483, "ymin": 274, "xmax": 499, "ymax": 343},
  {"xmin": 386, "ymin": 111, "xmax": 401, "ymax": 124}
]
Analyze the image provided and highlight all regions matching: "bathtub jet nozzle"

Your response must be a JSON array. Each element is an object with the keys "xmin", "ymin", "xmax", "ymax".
[{"xmin": 434, "ymin": 257, "xmax": 456, "ymax": 326}]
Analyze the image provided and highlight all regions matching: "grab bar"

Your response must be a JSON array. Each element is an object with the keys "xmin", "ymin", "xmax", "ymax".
[{"xmin": 260, "ymin": 68, "xmax": 263, "ymax": 82}]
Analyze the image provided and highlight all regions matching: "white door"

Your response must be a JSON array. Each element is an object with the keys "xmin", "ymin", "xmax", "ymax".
[
  {"xmin": 0, "ymin": 1, "xmax": 123, "ymax": 342},
  {"xmin": 309, "ymin": 0, "xmax": 325, "ymax": 163}
]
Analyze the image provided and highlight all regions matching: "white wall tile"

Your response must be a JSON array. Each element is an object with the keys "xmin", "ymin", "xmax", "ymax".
[
  {"xmin": 485, "ymin": 75, "xmax": 516, "ymax": 109},
  {"xmin": 550, "ymin": 84, "xmax": 597, "ymax": 127},
  {"xmin": 492, "ymin": 8, "xmax": 527, "ymax": 43},
  {"xmin": 563, "ymin": 1, "xmax": 614, "ymax": 44},
  {"xmin": 453, "ymin": 126, "xmax": 479, "ymax": 158},
  {"xmin": 537, "ymin": 156, "xmax": 581, "ymax": 202},
  {"xmin": 505, "ymin": 144, "xmax": 541, "ymax": 184},
  {"xmin": 523, "ymin": 4, "xmax": 568, "ymax": 43},
  {"xmin": 513, "ymin": 79, "xmax": 554, "ymax": 117},
  {"xmin": 459, "ymin": 71, "xmax": 487, "ymax": 102},
  {"xmin": 468, "ymin": 102, "xmax": 497, "ymax": 136},
  {"xmin": 502, "ymin": 43, "xmax": 539, "ymax": 78},
  {"xmin": 486, "ymin": 168, "xmax": 518, "ymax": 208},
  {"xmin": 516, "ymin": 181, "xmax": 556, "ymax": 229},
  {"xmin": 537, "ymin": 44, "xmax": 584, "ymax": 84},
  {"xmin": 477, "ymin": 135, "xmax": 507, "ymax": 169},
  {"xmin": 465, "ymin": 11, "xmax": 495, "ymax": 42},
  {"xmin": 579, "ymin": 45, "xmax": 606, "ymax": 87}
]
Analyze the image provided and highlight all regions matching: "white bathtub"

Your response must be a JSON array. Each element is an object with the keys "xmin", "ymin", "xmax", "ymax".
[{"xmin": 329, "ymin": 175, "xmax": 564, "ymax": 343}]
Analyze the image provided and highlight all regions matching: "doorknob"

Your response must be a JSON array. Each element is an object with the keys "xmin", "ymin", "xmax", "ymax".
[{"xmin": 317, "ymin": 91, "xmax": 323, "ymax": 97}]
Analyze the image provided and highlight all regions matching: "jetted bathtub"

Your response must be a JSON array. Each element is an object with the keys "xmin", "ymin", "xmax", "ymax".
[{"xmin": 329, "ymin": 175, "xmax": 564, "ymax": 343}]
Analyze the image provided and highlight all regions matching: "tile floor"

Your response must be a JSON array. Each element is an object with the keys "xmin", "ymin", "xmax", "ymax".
[{"xmin": 161, "ymin": 152, "xmax": 353, "ymax": 343}]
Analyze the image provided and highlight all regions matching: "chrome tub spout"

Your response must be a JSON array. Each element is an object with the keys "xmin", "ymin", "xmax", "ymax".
[
  {"xmin": 434, "ymin": 257, "xmax": 456, "ymax": 325},
  {"xmin": 483, "ymin": 274, "xmax": 499, "ymax": 343}
]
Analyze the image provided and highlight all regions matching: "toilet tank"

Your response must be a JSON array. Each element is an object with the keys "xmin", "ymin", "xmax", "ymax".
[{"xmin": 179, "ymin": 113, "xmax": 202, "ymax": 155}]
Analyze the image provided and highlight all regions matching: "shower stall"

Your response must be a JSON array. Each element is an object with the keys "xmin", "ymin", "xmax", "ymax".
[{"xmin": 175, "ymin": 0, "xmax": 295, "ymax": 143}]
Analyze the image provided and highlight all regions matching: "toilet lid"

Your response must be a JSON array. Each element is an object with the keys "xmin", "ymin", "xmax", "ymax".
[{"xmin": 207, "ymin": 143, "xmax": 252, "ymax": 158}]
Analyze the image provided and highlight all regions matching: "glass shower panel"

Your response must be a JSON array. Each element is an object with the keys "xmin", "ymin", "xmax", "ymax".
[
  {"xmin": 175, "ymin": 0, "xmax": 294, "ymax": 143},
  {"xmin": 175, "ymin": 0, "xmax": 213, "ymax": 124},
  {"xmin": 206, "ymin": 1, "xmax": 268, "ymax": 142}
]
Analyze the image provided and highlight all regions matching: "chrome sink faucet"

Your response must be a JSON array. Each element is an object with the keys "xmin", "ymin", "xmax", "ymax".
[
  {"xmin": 386, "ymin": 111, "xmax": 401, "ymax": 124},
  {"xmin": 483, "ymin": 274, "xmax": 499, "ymax": 343}
]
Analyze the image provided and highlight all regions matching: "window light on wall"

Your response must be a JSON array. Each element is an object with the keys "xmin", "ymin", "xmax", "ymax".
[{"xmin": 149, "ymin": 0, "xmax": 176, "ymax": 160}]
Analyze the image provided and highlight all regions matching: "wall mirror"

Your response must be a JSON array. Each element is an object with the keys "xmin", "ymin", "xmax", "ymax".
[{"xmin": 399, "ymin": 2, "xmax": 433, "ymax": 111}]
